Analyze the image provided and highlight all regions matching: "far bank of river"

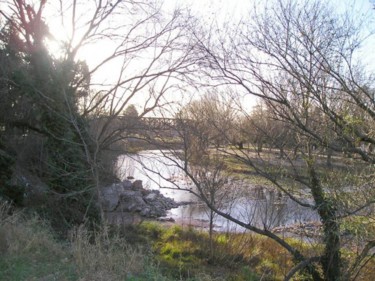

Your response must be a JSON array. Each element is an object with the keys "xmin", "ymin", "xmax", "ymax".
[{"xmin": 116, "ymin": 150, "xmax": 319, "ymax": 233}]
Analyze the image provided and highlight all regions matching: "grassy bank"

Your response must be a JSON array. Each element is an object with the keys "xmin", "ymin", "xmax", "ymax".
[
  {"xmin": 0, "ymin": 202, "xmax": 171, "ymax": 281},
  {"xmin": 0, "ymin": 201, "xmax": 283, "ymax": 280},
  {"xmin": 1, "ymin": 201, "xmax": 373, "ymax": 280},
  {"xmin": 131, "ymin": 222, "xmax": 292, "ymax": 280}
]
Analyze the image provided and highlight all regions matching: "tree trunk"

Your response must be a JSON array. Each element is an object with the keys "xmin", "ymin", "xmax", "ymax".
[
  {"xmin": 309, "ymin": 164, "xmax": 342, "ymax": 281},
  {"xmin": 209, "ymin": 208, "xmax": 214, "ymax": 259},
  {"xmin": 321, "ymin": 215, "xmax": 341, "ymax": 281},
  {"xmin": 326, "ymin": 148, "xmax": 333, "ymax": 167},
  {"xmin": 238, "ymin": 141, "xmax": 244, "ymax": 150},
  {"xmin": 257, "ymin": 141, "xmax": 263, "ymax": 153},
  {"xmin": 293, "ymin": 145, "xmax": 299, "ymax": 160},
  {"xmin": 279, "ymin": 146, "xmax": 284, "ymax": 158}
]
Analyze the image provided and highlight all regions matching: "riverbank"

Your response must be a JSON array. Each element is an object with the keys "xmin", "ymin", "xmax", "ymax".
[
  {"xmin": 0, "ymin": 202, "xmax": 172, "ymax": 281},
  {"xmin": 0, "ymin": 201, "xmax": 274, "ymax": 280},
  {"xmin": 3, "ymin": 199, "xmax": 374, "ymax": 281}
]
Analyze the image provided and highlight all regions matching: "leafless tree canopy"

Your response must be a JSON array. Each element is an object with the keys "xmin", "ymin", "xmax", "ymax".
[{"xmin": 157, "ymin": 1, "xmax": 375, "ymax": 280}]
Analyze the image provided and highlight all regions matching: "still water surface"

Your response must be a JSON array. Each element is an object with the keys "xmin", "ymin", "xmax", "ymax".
[{"xmin": 117, "ymin": 150, "xmax": 318, "ymax": 232}]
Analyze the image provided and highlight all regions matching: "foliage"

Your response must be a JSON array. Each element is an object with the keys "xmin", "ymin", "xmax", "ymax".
[
  {"xmin": 0, "ymin": 145, "xmax": 24, "ymax": 205},
  {"xmin": 0, "ymin": 0, "xmax": 98, "ymax": 228},
  {"xmin": 124, "ymin": 104, "xmax": 140, "ymax": 118}
]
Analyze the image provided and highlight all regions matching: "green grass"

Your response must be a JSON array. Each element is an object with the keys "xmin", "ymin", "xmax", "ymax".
[
  {"xmin": 136, "ymin": 223, "xmax": 292, "ymax": 280},
  {"xmin": 2, "ymin": 200, "xmax": 373, "ymax": 281},
  {"xmin": 0, "ymin": 202, "xmax": 175, "ymax": 281},
  {"xmin": 134, "ymin": 221, "xmax": 375, "ymax": 281},
  {"xmin": 341, "ymin": 216, "xmax": 375, "ymax": 238},
  {"xmin": 1, "ymin": 202, "xmax": 259, "ymax": 281},
  {"xmin": 0, "ymin": 255, "xmax": 77, "ymax": 281},
  {"xmin": 0, "ymin": 211, "xmax": 77, "ymax": 281}
]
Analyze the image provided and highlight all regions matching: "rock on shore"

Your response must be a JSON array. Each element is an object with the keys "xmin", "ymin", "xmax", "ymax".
[{"xmin": 99, "ymin": 180, "xmax": 180, "ymax": 224}]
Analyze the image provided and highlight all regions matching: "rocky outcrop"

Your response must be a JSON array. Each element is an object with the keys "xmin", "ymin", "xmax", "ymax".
[{"xmin": 99, "ymin": 180, "xmax": 179, "ymax": 224}]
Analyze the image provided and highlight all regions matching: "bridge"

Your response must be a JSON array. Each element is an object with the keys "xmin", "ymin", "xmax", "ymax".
[
  {"xmin": 116, "ymin": 116, "xmax": 181, "ymax": 132},
  {"xmin": 89, "ymin": 115, "xmax": 190, "ymax": 143}
]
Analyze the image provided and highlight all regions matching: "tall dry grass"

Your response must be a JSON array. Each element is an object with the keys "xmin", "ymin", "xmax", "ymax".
[
  {"xmin": 0, "ymin": 201, "xmax": 64, "ymax": 258},
  {"xmin": 70, "ymin": 224, "xmax": 146, "ymax": 280},
  {"xmin": 0, "ymin": 201, "xmax": 171, "ymax": 280}
]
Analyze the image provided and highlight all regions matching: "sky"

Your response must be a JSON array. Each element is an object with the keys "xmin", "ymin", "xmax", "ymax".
[
  {"xmin": 163, "ymin": 0, "xmax": 250, "ymax": 22},
  {"xmin": 2, "ymin": 0, "xmax": 374, "ymax": 69},
  {"xmin": 45, "ymin": 0, "xmax": 375, "ymax": 114},
  {"xmin": 2, "ymin": 0, "xmax": 375, "ymax": 115},
  {"xmin": 54, "ymin": 0, "xmax": 375, "ymax": 76},
  {"xmin": 44, "ymin": 0, "xmax": 252, "ymax": 69}
]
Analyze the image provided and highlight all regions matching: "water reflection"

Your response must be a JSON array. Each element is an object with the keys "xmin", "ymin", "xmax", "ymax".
[{"xmin": 116, "ymin": 151, "xmax": 318, "ymax": 231}]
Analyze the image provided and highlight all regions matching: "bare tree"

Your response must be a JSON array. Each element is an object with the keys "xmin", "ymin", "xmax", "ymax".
[
  {"xmin": 178, "ymin": 91, "xmax": 240, "ymax": 154},
  {"xmin": 163, "ymin": 0, "xmax": 375, "ymax": 280}
]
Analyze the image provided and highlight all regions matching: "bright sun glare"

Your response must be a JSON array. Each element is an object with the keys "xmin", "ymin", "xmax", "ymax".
[{"xmin": 45, "ymin": 16, "xmax": 103, "ymax": 65}]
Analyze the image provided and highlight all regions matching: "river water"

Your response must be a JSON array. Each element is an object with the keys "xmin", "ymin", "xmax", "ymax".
[{"xmin": 116, "ymin": 150, "xmax": 318, "ymax": 232}]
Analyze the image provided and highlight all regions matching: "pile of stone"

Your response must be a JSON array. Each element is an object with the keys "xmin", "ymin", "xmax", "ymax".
[{"xmin": 99, "ymin": 179, "xmax": 179, "ymax": 224}]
